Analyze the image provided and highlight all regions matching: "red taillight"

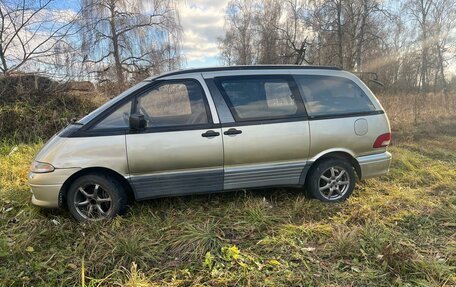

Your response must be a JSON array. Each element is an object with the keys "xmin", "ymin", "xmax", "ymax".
[{"xmin": 373, "ymin": 133, "xmax": 391, "ymax": 148}]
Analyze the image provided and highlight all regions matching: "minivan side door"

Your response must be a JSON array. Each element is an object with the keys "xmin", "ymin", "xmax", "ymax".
[
  {"xmin": 126, "ymin": 77, "xmax": 223, "ymax": 200},
  {"xmin": 212, "ymin": 75, "xmax": 310, "ymax": 189}
]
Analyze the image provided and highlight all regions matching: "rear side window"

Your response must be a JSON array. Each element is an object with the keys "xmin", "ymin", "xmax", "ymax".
[
  {"xmin": 216, "ymin": 76, "xmax": 306, "ymax": 121},
  {"xmin": 294, "ymin": 75, "xmax": 375, "ymax": 117}
]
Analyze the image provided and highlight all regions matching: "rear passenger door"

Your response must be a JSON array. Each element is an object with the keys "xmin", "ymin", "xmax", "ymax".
[{"xmin": 213, "ymin": 75, "xmax": 310, "ymax": 189}]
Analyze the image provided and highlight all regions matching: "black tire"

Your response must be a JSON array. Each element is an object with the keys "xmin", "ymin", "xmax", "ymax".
[
  {"xmin": 306, "ymin": 158, "xmax": 356, "ymax": 202},
  {"xmin": 66, "ymin": 173, "xmax": 127, "ymax": 222}
]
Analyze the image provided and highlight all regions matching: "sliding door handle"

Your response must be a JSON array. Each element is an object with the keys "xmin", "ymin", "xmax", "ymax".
[
  {"xmin": 202, "ymin": 130, "xmax": 220, "ymax": 137},
  {"xmin": 224, "ymin": 128, "xmax": 242, "ymax": 135}
]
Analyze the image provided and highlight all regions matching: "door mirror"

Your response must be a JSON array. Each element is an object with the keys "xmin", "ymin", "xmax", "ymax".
[{"xmin": 129, "ymin": 114, "xmax": 146, "ymax": 130}]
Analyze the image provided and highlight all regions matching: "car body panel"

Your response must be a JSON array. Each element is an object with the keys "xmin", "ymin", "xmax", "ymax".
[
  {"xmin": 308, "ymin": 113, "xmax": 390, "ymax": 161},
  {"xmin": 126, "ymin": 129, "xmax": 224, "ymax": 199},
  {"xmin": 33, "ymin": 135, "xmax": 128, "ymax": 175},
  {"xmin": 221, "ymin": 121, "xmax": 310, "ymax": 189},
  {"xmin": 357, "ymin": 152, "xmax": 392, "ymax": 179},
  {"xmin": 29, "ymin": 167, "xmax": 81, "ymax": 208},
  {"xmin": 224, "ymin": 161, "xmax": 307, "ymax": 189}
]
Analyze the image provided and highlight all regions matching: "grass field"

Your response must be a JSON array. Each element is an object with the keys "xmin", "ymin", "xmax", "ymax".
[{"xmin": 0, "ymin": 116, "xmax": 455, "ymax": 286}]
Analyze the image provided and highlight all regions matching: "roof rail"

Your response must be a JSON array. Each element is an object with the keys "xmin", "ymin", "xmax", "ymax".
[{"xmin": 151, "ymin": 65, "xmax": 342, "ymax": 80}]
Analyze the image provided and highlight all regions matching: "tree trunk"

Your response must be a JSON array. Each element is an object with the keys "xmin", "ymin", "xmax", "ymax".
[
  {"xmin": 356, "ymin": 0, "xmax": 368, "ymax": 72},
  {"xmin": 336, "ymin": 1, "xmax": 344, "ymax": 69},
  {"xmin": 420, "ymin": 44, "xmax": 427, "ymax": 93},
  {"xmin": 108, "ymin": 0, "xmax": 124, "ymax": 87},
  {"xmin": 436, "ymin": 44, "xmax": 447, "ymax": 91},
  {"xmin": 0, "ymin": 43, "xmax": 8, "ymax": 74}
]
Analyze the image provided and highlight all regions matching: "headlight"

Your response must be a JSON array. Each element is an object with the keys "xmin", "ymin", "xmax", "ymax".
[{"xmin": 30, "ymin": 161, "xmax": 55, "ymax": 173}]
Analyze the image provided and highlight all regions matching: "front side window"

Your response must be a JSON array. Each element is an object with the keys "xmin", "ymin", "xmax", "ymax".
[
  {"xmin": 92, "ymin": 101, "xmax": 132, "ymax": 129},
  {"xmin": 217, "ymin": 76, "xmax": 305, "ymax": 121},
  {"xmin": 295, "ymin": 75, "xmax": 376, "ymax": 117},
  {"xmin": 136, "ymin": 80, "xmax": 209, "ymax": 127}
]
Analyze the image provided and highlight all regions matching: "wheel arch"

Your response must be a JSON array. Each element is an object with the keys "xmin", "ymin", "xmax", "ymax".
[
  {"xmin": 58, "ymin": 167, "xmax": 135, "ymax": 208},
  {"xmin": 307, "ymin": 150, "xmax": 361, "ymax": 182}
]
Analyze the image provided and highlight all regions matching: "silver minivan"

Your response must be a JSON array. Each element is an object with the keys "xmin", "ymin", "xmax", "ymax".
[{"xmin": 29, "ymin": 66, "xmax": 392, "ymax": 221}]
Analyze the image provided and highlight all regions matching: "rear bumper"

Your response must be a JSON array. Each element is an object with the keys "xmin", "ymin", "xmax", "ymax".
[{"xmin": 357, "ymin": 152, "xmax": 392, "ymax": 180}]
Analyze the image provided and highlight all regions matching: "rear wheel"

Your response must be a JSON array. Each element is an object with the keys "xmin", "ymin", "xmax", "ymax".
[
  {"xmin": 66, "ymin": 174, "xmax": 127, "ymax": 222},
  {"xmin": 306, "ymin": 158, "xmax": 355, "ymax": 202}
]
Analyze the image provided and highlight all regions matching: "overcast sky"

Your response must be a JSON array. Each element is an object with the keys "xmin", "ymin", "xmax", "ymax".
[{"xmin": 179, "ymin": 0, "xmax": 229, "ymax": 68}]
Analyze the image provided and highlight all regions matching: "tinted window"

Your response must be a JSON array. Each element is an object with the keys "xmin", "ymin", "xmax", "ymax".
[
  {"xmin": 218, "ymin": 77, "xmax": 305, "ymax": 121},
  {"xmin": 136, "ymin": 81, "xmax": 209, "ymax": 127},
  {"xmin": 93, "ymin": 101, "xmax": 132, "ymax": 129},
  {"xmin": 295, "ymin": 76, "xmax": 375, "ymax": 116}
]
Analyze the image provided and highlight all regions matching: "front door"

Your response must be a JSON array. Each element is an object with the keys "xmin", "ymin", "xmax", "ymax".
[
  {"xmin": 126, "ymin": 78, "xmax": 223, "ymax": 200},
  {"xmin": 214, "ymin": 75, "xmax": 310, "ymax": 189}
]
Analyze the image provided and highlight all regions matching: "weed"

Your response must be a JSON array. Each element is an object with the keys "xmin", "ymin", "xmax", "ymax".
[{"xmin": 167, "ymin": 219, "xmax": 225, "ymax": 261}]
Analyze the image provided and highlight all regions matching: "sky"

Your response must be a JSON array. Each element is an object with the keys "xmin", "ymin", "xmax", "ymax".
[{"xmin": 178, "ymin": 0, "xmax": 229, "ymax": 68}]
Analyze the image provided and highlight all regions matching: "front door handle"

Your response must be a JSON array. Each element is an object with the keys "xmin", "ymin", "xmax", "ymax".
[
  {"xmin": 224, "ymin": 128, "xmax": 242, "ymax": 135},
  {"xmin": 202, "ymin": 130, "xmax": 220, "ymax": 137}
]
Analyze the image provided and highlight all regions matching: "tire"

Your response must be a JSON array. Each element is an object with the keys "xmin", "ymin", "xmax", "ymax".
[
  {"xmin": 306, "ymin": 158, "xmax": 356, "ymax": 202},
  {"xmin": 66, "ymin": 173, "xmax": 127, "ymax": 222}
]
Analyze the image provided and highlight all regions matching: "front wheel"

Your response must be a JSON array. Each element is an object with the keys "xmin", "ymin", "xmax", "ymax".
[
  {"xmin": 306, "ymin": 158, "xmax": 356, "ymax": 202},
  {"xmin": 66, "ymin": 174, "xmax": 127, "ymax": 222}
]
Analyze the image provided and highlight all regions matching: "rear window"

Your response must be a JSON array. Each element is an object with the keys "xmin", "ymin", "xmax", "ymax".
[
  {"xmin": 217, "ymin": 76, "xmax": 306, "ymax": 121},
  {"xmin": 294, "ymin": 75, "xmax": 376, "ymax": 117}
]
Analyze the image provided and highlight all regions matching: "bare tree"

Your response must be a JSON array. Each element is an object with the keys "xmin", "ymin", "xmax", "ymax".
[
  {"xmin": 255, "ymin": 0, "xmax": 281, "ymax": 64},
  {"xmin": 219, "ymin": 0, "xmax": 255, "ymax": 65},
  {"xmin": 0, "ymin": 0, "xmax": 80, "ymax": 75},
  {"xmin": 430, "ymin": 0, "xmax": 455, "ymax": 95},
  {"xmin": 80, "ymin": 0, "xmax": 181, "ymax": 87},
  {"xmin": 310, "ymin": 0, "xmax": 346, "ymax": 68},
  {"xmin": 276, "ymin": 0, "xmax": 314, "ymax": 65},
  {"xmin": 405, "ymin": 0, "xmax": 434, "ymax": 93}
]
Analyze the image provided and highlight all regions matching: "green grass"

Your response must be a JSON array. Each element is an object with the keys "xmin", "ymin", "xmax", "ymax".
[{"xmin": 0, "ymin": 118, "xmax": 455, "ymax": 286}]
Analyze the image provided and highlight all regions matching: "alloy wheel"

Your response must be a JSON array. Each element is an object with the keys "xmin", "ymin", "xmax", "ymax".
[
  {"xmin": 318, "ymin": 166, "xmax": 351, "ymax": 200},
  {"xmin": 73, "ymin": 183, "xmax": 112, "ymax": 221}
]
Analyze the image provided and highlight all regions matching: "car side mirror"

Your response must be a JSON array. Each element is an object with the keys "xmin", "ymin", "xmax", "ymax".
[{"xmin": 129, "ymin": 114, "xmax": 146, "ymax": 130}]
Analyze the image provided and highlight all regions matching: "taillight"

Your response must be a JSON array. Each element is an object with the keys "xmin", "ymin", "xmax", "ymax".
[{"xmin": 373, "ymin": 133, "xmax": 391, "ymax": 148}]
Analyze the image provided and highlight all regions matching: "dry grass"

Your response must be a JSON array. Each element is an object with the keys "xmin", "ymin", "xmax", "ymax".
[
  {"xmin": 377, "ymin": 92, "xmax": 456, "ymax": 129},
  {"xmin": 0, "ymin": 91, "xmax": 455, "ymax": 286},
  {"xmin": 0, "ymin": 88, "xmax": 106, "ymax": 143}
]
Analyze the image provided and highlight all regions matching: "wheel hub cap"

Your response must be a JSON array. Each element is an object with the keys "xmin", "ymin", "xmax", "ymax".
[
  {"xmin": 74, "ymin": 183, "xmax": 112, "ymax": 221},
  {"xmin": 318, "ymin": 166, "xmax": 350, "ymax": 200}
]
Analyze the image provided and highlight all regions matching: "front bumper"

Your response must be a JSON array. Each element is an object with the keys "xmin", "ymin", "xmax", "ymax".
[
  {"xmin": 357, "ymin": 152, "xmax": 392, "ymax": 180},
  {"xmin": 30, "ymin": 184, "xmax": 61, "ymax": 208},
  {"xmin": 29, "ymin": 168, "xmax": 80, "ymax": 208}
]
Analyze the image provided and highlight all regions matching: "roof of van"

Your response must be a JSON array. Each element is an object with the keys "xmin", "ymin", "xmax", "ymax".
[{"xmin": 148, "ymin": 65, "xmax": 342, "ymax": 80}]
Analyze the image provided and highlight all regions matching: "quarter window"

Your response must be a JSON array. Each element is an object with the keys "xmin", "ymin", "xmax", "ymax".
[
  {"xmin": 92, "ymin": 101, "xmax": 132, "ymax": 129},
  {"xmin": 217, "ymin": 77, "xmax": 305, "ymax": 121},
  {"xmin": 136, "ymin": 81, "xmax": 209, "ymax": 127},
  {"xmin": 295, "ymin": 75, "xmax": 375, "ymax": 117}
]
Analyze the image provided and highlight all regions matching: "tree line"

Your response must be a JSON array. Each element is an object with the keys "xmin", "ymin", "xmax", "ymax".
[
  {"xmin": 0, "ymin": 0, "xmax": 181, "ymax": 90},
  {"xmin": 0, "ymin": 0, "xmax": 455, "ymax": 94},
  {"xmin": 218, "ymin": 0, "xmax": 456, "ymax": 93}
]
